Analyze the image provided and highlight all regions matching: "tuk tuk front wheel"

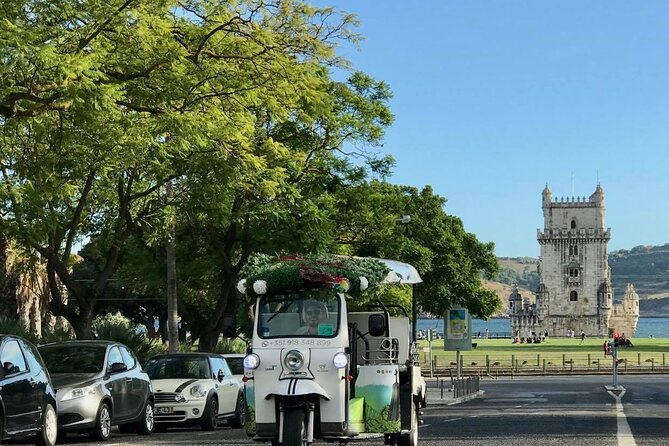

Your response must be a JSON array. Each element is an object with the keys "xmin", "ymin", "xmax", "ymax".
[
  {"xmin": 283, "ymin": 408, "xmax": 309, "ymax": 446},
  {"xmin": 397, "ymin": 403, "xmax": 418, "ymax": 446}
]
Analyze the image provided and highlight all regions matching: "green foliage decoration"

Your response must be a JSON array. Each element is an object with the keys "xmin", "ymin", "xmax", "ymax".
[{"xmin": 238, "ymin": 253, "xmax": 390, "ymax": 298}]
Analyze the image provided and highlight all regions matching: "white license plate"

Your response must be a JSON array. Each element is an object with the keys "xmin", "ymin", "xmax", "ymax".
[{"xmin": 156, "ymin": 407, "xmax": 173, "ymax": 414}]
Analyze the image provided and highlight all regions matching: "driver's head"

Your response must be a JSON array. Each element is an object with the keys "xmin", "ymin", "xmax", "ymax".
[{"xmin": 302, "ymin": 300, "xmax": 328, "ymax": 326}]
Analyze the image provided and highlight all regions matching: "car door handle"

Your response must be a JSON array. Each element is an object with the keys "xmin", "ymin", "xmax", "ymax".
[{"xmin": 125, "ymin": 378, "xmax": 133, "ymax": 384}]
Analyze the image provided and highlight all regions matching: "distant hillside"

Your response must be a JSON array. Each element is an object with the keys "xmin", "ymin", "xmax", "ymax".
[{"xmin": 489, "ymin": 245, "xmax": 669, "ymax": 316}]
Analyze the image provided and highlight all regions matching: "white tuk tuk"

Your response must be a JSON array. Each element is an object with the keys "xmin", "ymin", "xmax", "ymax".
[{"xmin": 239, "ymin": 255, "xmax": 425, "ymax": 446}]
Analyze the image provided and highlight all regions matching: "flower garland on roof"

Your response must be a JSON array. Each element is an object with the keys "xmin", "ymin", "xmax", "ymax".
[{"xmin": 237, "ymin": 253, "xmax": 390, "ymax": 298}]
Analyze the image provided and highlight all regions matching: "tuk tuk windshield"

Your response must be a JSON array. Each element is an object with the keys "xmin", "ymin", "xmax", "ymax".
[{"xmin": 258, "ymin": 293, "xmax": 340, "ymax": 338}]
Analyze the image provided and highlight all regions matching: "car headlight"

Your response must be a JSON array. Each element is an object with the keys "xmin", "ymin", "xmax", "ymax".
[
  {"xmin": 244, "ymin": 353, "xmax": 260, "ymax": 370},
  {"xmin": 60, "ymin": 385, "xmax": 96, "ymax": 402},
  {"xmin": 190, "ymin": 385, "xmax": 208, "ymax": 398},
  {"xmin": 174, "ymin": 393, "xmax": 187, "ymax": 402},
  {"xmin": 284, "ymin": 350, "xmax": 304, "ymax": 371},
  {"xmin": 333, "ymin": 352, "xmax": 348, "ymax": 369}
]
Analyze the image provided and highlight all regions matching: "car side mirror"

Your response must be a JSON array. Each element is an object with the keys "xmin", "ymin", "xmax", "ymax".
[
  {"xmin": 368, "ymin": 314, "xmax": 386, "ymax": 337},
  {"xmin": 2, "ymin": 362, "xmax": 18, "ymax": 375},
  {"xmin": 217, "ymin": 369, "xmax": 225, "ymax": 382},
  {"xmin": 109, "ymin": 362, "xmax": 127, "ymax": 374}
]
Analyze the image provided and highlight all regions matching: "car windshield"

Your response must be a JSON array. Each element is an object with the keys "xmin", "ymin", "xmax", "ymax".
[
  {"xmin": 258, "ymin": 292, "xmax": 340, "ymax": 338},
  {"xmin": 38, "ymin": 345, "xmax": 106, "ymax": 374},
  {"xmin": 225, "ymin": 357, "xmax": 244, "ymax": 375},
  {"xmin": 144, "ymin": 357, "xmax": 211, "ymax": 380}
]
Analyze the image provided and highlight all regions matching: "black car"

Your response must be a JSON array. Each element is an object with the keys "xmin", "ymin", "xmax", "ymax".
[{"xmin": 0, "ymin": 334, "xmax": 58, "ymax": 446}]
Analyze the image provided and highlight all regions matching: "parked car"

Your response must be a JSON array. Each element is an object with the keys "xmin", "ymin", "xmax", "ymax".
[
  {"xmin": 0, "ymin": 334, "xmax": 58, "ymax": 446},
  {"xmin": 37, "ymin": 340, "xmax": 154, "ymax": 441},
  {"xmin": 144, "ymin": 352, "xmax": 245, "ymax": 430}
]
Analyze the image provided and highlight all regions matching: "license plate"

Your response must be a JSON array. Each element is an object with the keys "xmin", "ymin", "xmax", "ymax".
[{"xmin": 156, "ymin": 407, "xmax": 173, "ymax": 414}]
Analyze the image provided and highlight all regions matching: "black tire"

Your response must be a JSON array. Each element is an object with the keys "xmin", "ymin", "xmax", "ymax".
[
  {"xmin": 201, "ymin": 396, "xmax": 218, "ymax": 430},
  {"xmin": 283, "ymin": 408, "xmax": 306, "ymax": 446},
  {"xmin": 135, "ymin": 400, "xmax": 154, "ymax": 435},
  {"xmin": 397, "ymin": 404, "xmax": 418, "ymax": 446},
  {"xmin": 35, "ymin": 403, "xmax": 58, "ymax": 446},
  {"xmin": 228, "ymin": 392, "xmax": 246, "ymax": 428},
  {"xmin": 91, "ymin": 402, "xmax": 112, "ymax": 441}
]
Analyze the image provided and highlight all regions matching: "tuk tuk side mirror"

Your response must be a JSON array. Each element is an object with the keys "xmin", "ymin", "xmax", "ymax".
[
  {"xmin": 217, "ymin": 369, "xmax": 225, "ymax": 382},
  {"xmin": 368, "ymin": 314, "xmax": 386, "ymax": 337}
]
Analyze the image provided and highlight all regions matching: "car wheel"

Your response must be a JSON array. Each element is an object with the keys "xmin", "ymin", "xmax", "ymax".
[
  {"xmin": 135, "ymin": 400, "xmax": 154, "ymax": 435},
  {"xmin": 35, "ymin": 403, "xmax": 57, "ymax": 446},
  {"xmin": 91, "ymin": 402, "xmax": 112, "ymax": 441},
  {"xmin": 201, "ymin": 396, "xmax": 218, "ymax": 431},
  {"xmin": 228, "ymin": 392, "xmax": 246, "ymax": 428}
]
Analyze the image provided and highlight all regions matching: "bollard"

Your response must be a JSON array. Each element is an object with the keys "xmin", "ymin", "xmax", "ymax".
[
  {"xmin": 651, "ymin": 358, "xmax": 655, "ymax": 372},
  {"xmin": 537, "ymin": 353, "xmax": 540, "ymax": 367},
  {"xmin": 663, "ymin": 353, "xmax": 666, "ymax": 367},
  {"xmin": 638, "ymin": 353, "xmax": 641, "ymax": 366},
  {"xmin": 486, "ymin": 355, "xmax": 490, "ymax": 374},
  {"xmin": 440, "ymin": 379, "xmax": 444, "ymax": 399},
  {"xmin": 562, "ymin": 353, "xmax": 566, "ymax": 368},
  {"xmin": 587, "ymin": 354, "xmax": 591, "ymax": 368},
  {"xmin": 597, "ymin": 359, "xmax": 600, "ymax": 373},
  {"xmin": 542, "ymin": 359, "xmax": 546, "ymax": 375},
  {"xmin": 511, "ymin": 354, "xmax": 515, "ymax": 371}
]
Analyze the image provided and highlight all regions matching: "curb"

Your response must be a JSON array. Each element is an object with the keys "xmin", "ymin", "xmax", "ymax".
[{"xmin": 425, "ymin": 390, "xmax": 485, "ymax": 406}]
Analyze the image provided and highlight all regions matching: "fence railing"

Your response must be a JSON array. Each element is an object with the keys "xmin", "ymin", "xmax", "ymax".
[
  {"xmin": 418, "ymin": 351, "xmax": 669, "ymax": 376},
  {"xmin": 453, "ymin": 375, "xmax": 480, "ymax": 398}
]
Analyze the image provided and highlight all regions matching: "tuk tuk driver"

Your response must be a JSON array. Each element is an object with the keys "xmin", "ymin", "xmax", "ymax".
[{"xmin": 297, "ymin": 300, "xmax": 328, "ymax": 335}]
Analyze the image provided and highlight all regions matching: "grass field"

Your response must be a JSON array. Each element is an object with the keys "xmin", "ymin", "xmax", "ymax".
[{"xmin": 417, "ymin": 337, "xmax": 669, "ymax": 372}]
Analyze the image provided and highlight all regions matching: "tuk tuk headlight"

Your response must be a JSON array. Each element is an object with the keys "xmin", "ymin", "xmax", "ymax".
[
  {"xmin": 244, "ymin": 353, "xmax": 260, "ymax": 370},
  {"xmin": 333, "ymin": 352, "xmax": 348, "ymax": 369},
  {"xmin": 284, "ymin": 350, "xmax": 304, "ymax": 371}
]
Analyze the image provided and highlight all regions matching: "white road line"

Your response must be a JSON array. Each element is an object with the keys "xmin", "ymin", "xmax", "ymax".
[{"xmin": 607, "ymin": 389, "xmax": 637, "ymax": 446}]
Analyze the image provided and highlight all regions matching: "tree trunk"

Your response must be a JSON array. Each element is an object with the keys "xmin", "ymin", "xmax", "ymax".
[
  {"xmin": 166, "ymin": 214, "xmax": 179, "ymax": 353},
  {"xmin": 70, "ymin": 312, "xmax": 94, "ymax": 339},
  {"xmin": 198, "ymin": 329, "xmax": 220, "ymax": 353}
]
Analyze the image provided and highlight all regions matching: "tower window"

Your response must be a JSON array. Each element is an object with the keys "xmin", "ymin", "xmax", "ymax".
[
  {"xmin": 569, "ymin": 268, "xmax": 579, "ymax": 278},
  {"xmin": 571, "ymin": 219, "xmax": 577, "ymax": 229},
  {"xmin": 570, "ymin": 291, "xmax": 578, "ymax": 302},
  {"xmin": 569, "ymin": 245, "xmax": 578, "ymax": 256}
]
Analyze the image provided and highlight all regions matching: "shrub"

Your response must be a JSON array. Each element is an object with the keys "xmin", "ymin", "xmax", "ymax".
[
  {"xmin": 92, "ymin": 313, "xmax": 161, "ymax": 366},
  {"xmin": 40, "ymin": 326, "xmax": 75, "ymax": 344},
  {"xmin": 213, "ymin": 338, "xmax": 248, "ymax": 354},
  {"xmin": 0, "ymin": 318, "xmax": 39, "ymax": 344}
]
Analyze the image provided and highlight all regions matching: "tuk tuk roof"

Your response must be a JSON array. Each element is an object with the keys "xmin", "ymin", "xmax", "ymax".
[
  {"xmin": 237, "ymin": 254, "xmax": 421, "ymax": 297},
  {"xmin": 377, "ymin": 258, "xmax": 423, "ymax": 285}
]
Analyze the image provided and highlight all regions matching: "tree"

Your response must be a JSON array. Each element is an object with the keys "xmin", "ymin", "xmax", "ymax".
[
  {"xmin": 327, "ymin": 181, "xmax": 501, "ymax": 319},
  {"xmin": 0, "ymin": 0, "xmax": 368, "ymax": 338}
]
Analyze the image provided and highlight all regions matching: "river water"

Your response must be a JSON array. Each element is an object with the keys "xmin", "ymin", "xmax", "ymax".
[{"xmin": 416, "ymin": 317, "xmax": 668, "ymax": 338}]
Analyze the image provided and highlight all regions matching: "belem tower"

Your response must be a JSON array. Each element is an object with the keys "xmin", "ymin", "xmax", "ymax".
[{"xmin": 509, "ymin": 184, "xmax": 640, "ymax": 337}]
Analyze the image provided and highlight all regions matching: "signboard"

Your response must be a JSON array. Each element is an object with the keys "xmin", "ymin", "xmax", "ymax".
[{"xmin": 444, "ymin": 308, "xmax": 472, "ymax": 351}]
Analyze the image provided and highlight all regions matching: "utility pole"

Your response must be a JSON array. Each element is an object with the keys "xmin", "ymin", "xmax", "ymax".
[{"xmin": 166, "ymin": 180, "xmax": 179, "ymax": 353}]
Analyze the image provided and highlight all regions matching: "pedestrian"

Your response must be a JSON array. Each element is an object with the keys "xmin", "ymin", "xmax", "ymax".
[
  {"xmin": 485, "ymin": 328, "xmax": 489, "ymax": 339},
  {"xmin": 580, "ymin": 330, "xmax": 585, "ymax": 344}
]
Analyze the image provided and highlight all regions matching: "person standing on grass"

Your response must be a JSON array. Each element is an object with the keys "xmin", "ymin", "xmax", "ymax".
[{"xmin": 580, "ymin": 330, "xmax": 585, "ymax": 344}]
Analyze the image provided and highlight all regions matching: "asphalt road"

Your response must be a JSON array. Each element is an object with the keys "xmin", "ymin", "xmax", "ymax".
[{"xmin": 11, "ymin": 374, "xmax": 669, "ymax": 445}]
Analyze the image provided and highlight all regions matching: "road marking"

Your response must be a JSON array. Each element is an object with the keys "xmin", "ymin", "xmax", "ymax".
[
  {"xmin": 607, "ymin": 389, "xmax": 637, "ymax": 446},
  {"xmin": 443, "ymin": 417, "xmax": 463, "ymax": 422}
]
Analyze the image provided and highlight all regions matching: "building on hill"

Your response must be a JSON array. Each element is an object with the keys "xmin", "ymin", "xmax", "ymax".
[{"xmin": 509, "ymin": 184, "xmax": 639, "ymax": 338}]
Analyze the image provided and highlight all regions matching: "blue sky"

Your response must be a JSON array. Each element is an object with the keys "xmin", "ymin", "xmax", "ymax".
[{"xmin": 320, "ymin": 1, "xmax": 669, "ymax": 257}]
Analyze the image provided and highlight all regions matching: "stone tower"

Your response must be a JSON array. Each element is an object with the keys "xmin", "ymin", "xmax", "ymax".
[
  {"xmin": 535, "ymin": 184, "xmax": 612, "ymax": 336},
  {"xmin": 510, "ymin": 184, "xmax": 639, "ymax": 337}
]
